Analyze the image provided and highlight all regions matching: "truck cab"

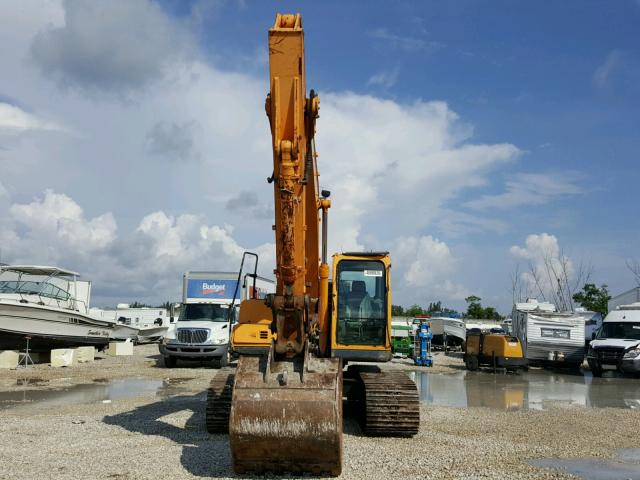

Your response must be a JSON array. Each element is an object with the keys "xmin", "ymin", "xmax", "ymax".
[
  {"xmin": 160, "ymin": 272, "xmax": 239, "ymax": 368},
  {"xmin": 160, "ymin": 301, "xmax": 235, "ymax": 367},
  {"xmin": 587, "ymin": 303, "xmax": 640, "ymax": 376},
  {"xmin": 160, "ymin": 271, "xmax": 274, "ymax": 368}
]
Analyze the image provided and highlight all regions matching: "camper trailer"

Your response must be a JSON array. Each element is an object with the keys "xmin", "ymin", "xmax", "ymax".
[{"xmin": 511, "ymin": 299, "xmax": 585, "ymax": 368}]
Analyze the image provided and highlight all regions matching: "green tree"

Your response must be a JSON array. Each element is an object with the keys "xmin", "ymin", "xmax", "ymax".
[
  {"xmin": 129, "ymin": 301, "xmax": 152, "ymax": 308},
  {"xmin": 405, "ymin": 304, "xmax": 427, "ymax": 317},
  {"xmin": 427, "ymin": 301, "xmax": 442, "ymax": 313},
  {"xmin": 482, "ymin": 307, "xmax": 503, "ymax": 321},
  {"xmin": 391, "ymin": 304, "xmax": 405, "ymax": 316},
  {"xmin": 464, "ymin": 295, "xmax": 503, "ymax": 320},
  {"xmin": 573, "ymin": 283, "xmax": 611, "ymax": 316},
  {"xmin": 464, "ymin": 295, "xmax": 484, "ymax": 319}
]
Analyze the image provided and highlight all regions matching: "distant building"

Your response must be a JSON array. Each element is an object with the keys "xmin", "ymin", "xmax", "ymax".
[{"xmin": 608, "ymin": 287, "xmax": 640, "ymax": 312}]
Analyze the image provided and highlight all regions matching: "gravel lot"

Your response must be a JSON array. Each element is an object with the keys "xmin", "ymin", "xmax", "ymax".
[{"xmin": 1, "ymin": 345, "xmax": 639, "ymax": 479}]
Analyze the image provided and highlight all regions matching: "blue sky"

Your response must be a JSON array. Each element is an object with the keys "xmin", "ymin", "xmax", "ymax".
[{"xmin": 0, "ymin": 1, "xmax": 638, "ymax": 312}]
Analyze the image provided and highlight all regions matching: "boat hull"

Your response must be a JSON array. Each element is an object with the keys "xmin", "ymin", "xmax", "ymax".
[
  {"xmin": 429, "ymin": 318, "xmax": 466, "ymax": 347},
  {"xmin": 0, "ymin": 302, "xmax": 112, "ymax": 352}
]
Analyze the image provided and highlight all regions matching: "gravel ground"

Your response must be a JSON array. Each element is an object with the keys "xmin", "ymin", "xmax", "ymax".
[{"xmin": 1, "ymin": 345, "xmax": 639, "ymax": 479}]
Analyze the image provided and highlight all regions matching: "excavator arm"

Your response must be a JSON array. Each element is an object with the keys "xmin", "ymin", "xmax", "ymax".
[
  {"xmin": 226, "ymin": 14, "xmax": 342, "ymax": 476},
  {"xmin": 264, "ymin": 12, "xmax": 324, "ymax": 358}
]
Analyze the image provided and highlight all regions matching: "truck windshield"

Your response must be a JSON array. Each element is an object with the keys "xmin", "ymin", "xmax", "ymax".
[
  {"xmin": 180, "ymin": 304, "xmax": 229, "ymax": 322},
  {"xmin": 597, "ymin": 322, "xmax": 640, "ymax": 340},
  {"xmin": 335, "ymin": 259, "xmax": 387, "ymax": 346}
]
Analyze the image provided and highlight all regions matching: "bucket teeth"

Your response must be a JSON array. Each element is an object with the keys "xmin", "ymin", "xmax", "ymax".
[{"xmin": 229, "ymin": 354, "xmax": 343, "ymax": 476}]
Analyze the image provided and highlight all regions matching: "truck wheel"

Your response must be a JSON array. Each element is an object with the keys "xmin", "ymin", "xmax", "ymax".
[
  {"xmin": 163, "ymin": 356, "xmax": 177, "ymax": 368},
  {"xmin": 466, "ymin": 355, "xmax": 479, "ymax": 371},
  {"xmin": 219, "ymin": 352, "xmax": 229, "ymax": 368},
  {"xmin": 212, "ymin": 352, "xmax": 229, "ymax": 369}
]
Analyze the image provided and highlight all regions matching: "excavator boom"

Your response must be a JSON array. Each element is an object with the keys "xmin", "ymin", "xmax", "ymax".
[{"xmin": 227, "ymin": 13, "xmax": 342, "ymax": 475}]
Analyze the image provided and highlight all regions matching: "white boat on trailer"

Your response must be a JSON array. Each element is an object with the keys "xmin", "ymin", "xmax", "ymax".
[
  {"xmin": 427, "ymin": 316, "xmax": 466, "ymax": 350},
  {"xmin": 0, "ymin": 265, "xmax": 113, "ymax": 352}
]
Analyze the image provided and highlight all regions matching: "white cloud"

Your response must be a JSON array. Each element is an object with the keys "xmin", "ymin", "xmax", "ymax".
[
  {"xmin": 510, "ymin": 233, "xmax": 561, "ymax": 262},
  {"xmin": 393, "ymin": 235, "xmax": 468, "ymax": 301},
  {"xmin": 9, "ymin": 190, "xmax": 116, "ymax": 255},
  {"xmin": 465, "ymin": 172, "xmax": 584, "ymax": 211},
  {"xmin": 0, "ymin": 102, "xmax": 64, "ymax": 132},
  {"xmin": 593, "ymin": 50, "xmax": 623, "ymax": 88},
  {"xmin": 29, "ymin": 0, "xmax": 193, "ymax": 93},
  {"xmin": 509, "ymin": 233, "xmax": 581, "ymax": 310},
  {"xmin": 0, "ymin": 0, "xmax": 524, "ymax": 307},
  {"xmin": 320, "ymin": 94, "xmax": 519, "ymax": 252},
  {"xmin": 367, "ymin": 67, "xmax": 400, "ymax": 88},
  {"xmin": 2, "ymin": 189, "xmax": 275, "ymax": 304}
]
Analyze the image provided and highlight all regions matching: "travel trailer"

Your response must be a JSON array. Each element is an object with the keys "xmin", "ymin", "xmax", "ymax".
[{"xmin": 511, "ymin": 299, "xmax": 585, "ymax": 368}]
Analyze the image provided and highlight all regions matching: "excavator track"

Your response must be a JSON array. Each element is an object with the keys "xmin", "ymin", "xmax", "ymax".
[
  {"xmin": 205, "ymin": 368, "xmax": 235, "ymax": 434},
  {"xmin": 359, "ymin": 370, "xmax": 420, "ymax": 437}
]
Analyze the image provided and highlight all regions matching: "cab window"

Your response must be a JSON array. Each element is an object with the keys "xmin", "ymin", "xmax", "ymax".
[{"xmin": 335, "ymin": 259, "xmax": 387, "ymax": 346}]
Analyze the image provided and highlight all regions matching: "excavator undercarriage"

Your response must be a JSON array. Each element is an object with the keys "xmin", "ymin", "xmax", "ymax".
[{"xmin": 206, "ymin": 346, "xmax": 419, "ymax": 475}]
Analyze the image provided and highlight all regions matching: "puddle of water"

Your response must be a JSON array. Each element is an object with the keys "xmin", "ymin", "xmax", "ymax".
[
  {"xmin": 409, "ymin": 369, "xmax": 640, "ymax": 411},
  {"xmin": 0, "ymin": 378, "xmax": 176, "ymax": 409},
  {"xmin": 531, "ymin": 449, "xmax": 640, "ymax": 479}
]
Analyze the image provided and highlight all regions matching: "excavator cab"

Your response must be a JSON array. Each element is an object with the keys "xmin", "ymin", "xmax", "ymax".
[{"xmin": 331, "ymin": 252, "xmax": 393, "ymax": 362}]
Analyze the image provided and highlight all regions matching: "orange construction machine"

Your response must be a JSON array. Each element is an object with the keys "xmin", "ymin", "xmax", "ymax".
[{"xmin": 205, "ymin": 14, "xmax": 419, "ymax": 476}]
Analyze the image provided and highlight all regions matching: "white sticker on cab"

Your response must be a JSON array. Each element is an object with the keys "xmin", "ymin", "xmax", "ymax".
[{"xmin": 364, "ymin": 270, "xmax": 383, "ymax": 277}]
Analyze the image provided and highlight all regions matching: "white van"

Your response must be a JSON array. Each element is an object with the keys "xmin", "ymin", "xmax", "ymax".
[{"xmin": 587, "ymin": 303, "xmax": 640, "ymax": 376}]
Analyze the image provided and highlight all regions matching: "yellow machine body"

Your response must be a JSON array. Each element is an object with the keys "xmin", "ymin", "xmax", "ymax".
[
  {"xmin": 230, "ymin": 299, "xmax": 274, "ymax": 354},
  {"xmin": 465, "ymin": 333, "xmax": 526, "ymax": 371}
]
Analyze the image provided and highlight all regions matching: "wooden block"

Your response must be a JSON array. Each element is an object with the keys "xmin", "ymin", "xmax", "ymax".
[
  {"xmin": 75, "ymin": 346, "xmax": 95, "ymax": 363},
  {"xmin": 0, "ymin": 351, "xmax": 19, "ymax": 369},
  {"xmin": 51, "ymin": 348, "xmax": 78, "ymax": 367},
  {"xmin": 108, "ymin": 340, "xmax": 133, "ymax": 356}
]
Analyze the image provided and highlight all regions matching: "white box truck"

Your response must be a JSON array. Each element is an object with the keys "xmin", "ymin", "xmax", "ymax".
[{"xmin": 159, "ymin": 271, "xmax": 274, "ymax": 368}]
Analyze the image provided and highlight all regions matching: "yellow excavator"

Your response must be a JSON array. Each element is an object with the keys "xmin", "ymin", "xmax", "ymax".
[{"xmin": 205, "ymin": 13, "xmax": 419, "ymax": 476}]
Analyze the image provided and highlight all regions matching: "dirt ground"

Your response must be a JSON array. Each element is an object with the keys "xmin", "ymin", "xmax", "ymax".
[{"xmin": 1, "ymin": 345, "xmax": 639, "ymax": 479}]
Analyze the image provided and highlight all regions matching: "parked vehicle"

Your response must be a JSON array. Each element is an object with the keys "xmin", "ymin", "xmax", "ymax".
[
  {"xmin": 587, "ymin": 303, "xmax": 640, "ymax": 377},
  {"xmin": 464, "ymin": 332, "xmax": 526, "ymax": 371},
  {"xmin": 511, "ymin": 299, "xmax": 585, "ymax": 369},
  {"xmin": 575, "ymin": 308, "xmax": 603, "ymax": 346},
  {"xmin": 160, "ymin": 271, "xmax": 274, "ymax": 368}
]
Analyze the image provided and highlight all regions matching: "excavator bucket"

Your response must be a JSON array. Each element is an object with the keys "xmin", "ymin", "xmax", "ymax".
[{"xmin": 229, "ymin": 349, "xmax": 343, "ymax": 476}]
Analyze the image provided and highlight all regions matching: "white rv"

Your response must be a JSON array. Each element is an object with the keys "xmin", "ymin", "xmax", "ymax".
[
  {"xmin": 511, "ymin": 299, "xmax": 585, "ymax": 368},
  {"xmin": 160, "ymin": 271, "xmax": 274, "ymax": 368}
]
